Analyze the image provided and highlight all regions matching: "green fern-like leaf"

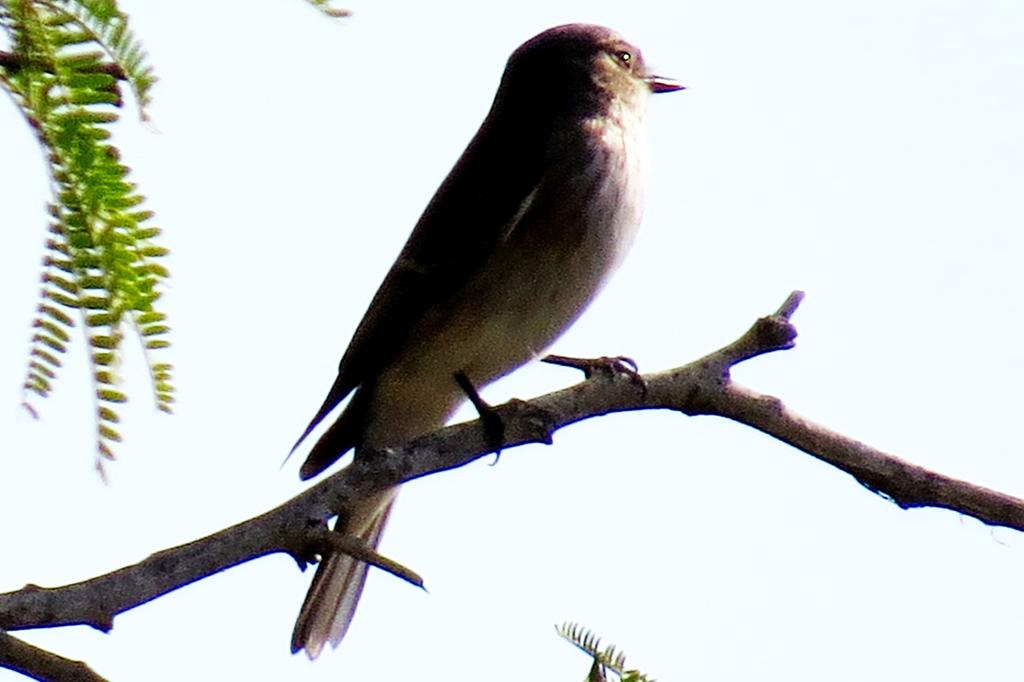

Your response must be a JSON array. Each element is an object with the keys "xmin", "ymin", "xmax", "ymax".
[
  {"xmin": 2, "ymin": 0, "xmax": 172, "ymax": 466},
  {"xmin": 557, "ymin": 622, "xmax": 657, "ymax": 682}
]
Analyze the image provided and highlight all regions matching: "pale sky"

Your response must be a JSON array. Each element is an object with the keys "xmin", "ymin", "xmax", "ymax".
[{"xmin": 2, "ymin": 1, "xmax": 1024, "ymax": 680}]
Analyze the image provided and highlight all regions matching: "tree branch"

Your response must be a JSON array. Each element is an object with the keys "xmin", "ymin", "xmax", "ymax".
[
  {"xmin": 0, "ymin": 630, "xmax": 108, "ymax": 682},
  {"xmin": 3, "ymin": 290, "xmax": 1023, "ymax": 677}
]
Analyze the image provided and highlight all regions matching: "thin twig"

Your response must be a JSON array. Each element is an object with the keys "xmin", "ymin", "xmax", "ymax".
[{"xmin": 0, "ymin": 630, "xmax": 108, "ymax": 682}]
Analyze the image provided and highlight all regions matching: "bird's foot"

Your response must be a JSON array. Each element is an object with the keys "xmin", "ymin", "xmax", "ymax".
[
  {"xmin": 454, "ymin": 371, "xmax": 506, "ymax": 462},
  {"xmin": 542, "ymin": 354, "xmax": 647, "ymax": 395}
]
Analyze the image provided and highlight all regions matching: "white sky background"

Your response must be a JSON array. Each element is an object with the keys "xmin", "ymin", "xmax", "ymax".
[{"xmin": 2, "ymin": 0, "xmax": 1024, "ymax": 679}]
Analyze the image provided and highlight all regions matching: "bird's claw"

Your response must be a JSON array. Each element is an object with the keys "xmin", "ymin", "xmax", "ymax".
[{"xmin": 542, "ymin": 354, "xmax": 647, "ymax": 395}]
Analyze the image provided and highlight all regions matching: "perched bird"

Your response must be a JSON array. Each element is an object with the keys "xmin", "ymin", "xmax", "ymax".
[{"xmin": 290, "ymin": 23, "xmax": 683, "ymax": 658}]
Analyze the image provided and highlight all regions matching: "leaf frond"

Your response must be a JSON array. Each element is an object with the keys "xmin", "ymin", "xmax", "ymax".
[
  {"xmin": 2, "ymin": 0, "xmax": 173, "ymax": 462},
  {"xmin": 37, "ymin": 0, "xmax": 156, "ymax": 116},
  {"xmin": 304, "ymin": 0, "xmax": 351, "ymax": 18},
  {"xmin": 556, "ymin": 622, "xmax": 657, "ymax": 682}
]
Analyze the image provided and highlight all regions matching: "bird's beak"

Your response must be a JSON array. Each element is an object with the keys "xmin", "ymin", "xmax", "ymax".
[{"xmin": 645, "ymin": 75, "xmax": 686, "ymax": 93}]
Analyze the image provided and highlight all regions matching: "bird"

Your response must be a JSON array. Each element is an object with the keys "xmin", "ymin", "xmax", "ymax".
[{"xmin": 290, "ymin": 23, "xmax": 683, "ymax": 658}]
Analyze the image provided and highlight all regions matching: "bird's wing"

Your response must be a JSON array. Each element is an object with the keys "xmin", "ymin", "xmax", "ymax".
[{"xmin": 291, "ymin": 105, "xmax": 549, "ymax": 459}]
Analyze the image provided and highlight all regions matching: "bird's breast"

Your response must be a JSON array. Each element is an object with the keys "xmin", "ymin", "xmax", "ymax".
[{"xmin": 369, "ymin": 109, "xmax": 648, "ymax": 433}]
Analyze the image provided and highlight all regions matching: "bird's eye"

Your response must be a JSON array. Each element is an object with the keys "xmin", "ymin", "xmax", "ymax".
[{"xmin": 617, "ymin": 50, "xmax": 632, "ymax": 66}]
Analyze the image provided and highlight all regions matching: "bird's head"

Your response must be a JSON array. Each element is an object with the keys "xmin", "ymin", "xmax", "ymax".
[{"xmin": 497, "ymin": 24, "xmax": 684, "ymax": 121}]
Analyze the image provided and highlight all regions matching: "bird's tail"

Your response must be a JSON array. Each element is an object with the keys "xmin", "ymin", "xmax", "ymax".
[{"xmin": 291, "ymin": 488, "xmax": 397, "ymax": 658}]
